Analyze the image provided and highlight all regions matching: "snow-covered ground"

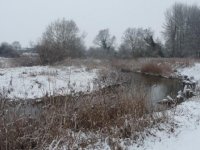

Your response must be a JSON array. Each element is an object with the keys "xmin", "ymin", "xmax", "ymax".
[
  {"xmin": 2, "ymin": 62, "xmax": 200, "ymax": 149},
  {"xmin": 128, "ymin": 63, "xmax": 200, "ymax": 150},
  {"xmin": 128, "ymin": 98, "xmax": 200, "ymax": 150},
  {"xmin": 49, "ymin": 63, "xmax": 200, "ymax": 150},
  {"xmin": 0, "ymin": 57, "xmax": 14, "ymax": 68},
  {"xmin": 0, "ymin": 66, "xmax": 98, "ymax": 100},
  {"xmin": 79, "ymin": 63, "xmax": 200, "ymax": 150},
  {"xmin": 178, "ymin": 63, "xmax": 200, "ymax": 83}
]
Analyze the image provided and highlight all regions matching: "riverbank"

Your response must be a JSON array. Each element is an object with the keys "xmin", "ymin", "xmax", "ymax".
[
  {"xmin": 128, "ymin": 63, "xmax": 200, "ymax": 150},
  {"xmin": 1, "ymin": 59, "xmax": 200, "ymax": 149},
  {"xmin": 44, "ymin": 63, "xmax": 200, "ymax": 149}
]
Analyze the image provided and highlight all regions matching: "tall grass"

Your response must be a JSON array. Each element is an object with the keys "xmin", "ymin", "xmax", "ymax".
[
  {"xmin": 0, "ymin": 66, "xmax": 176, "ymax": 149},
  {"xmin": 0, "ymin": 79, "xmax": 168, "ymax": 149}
]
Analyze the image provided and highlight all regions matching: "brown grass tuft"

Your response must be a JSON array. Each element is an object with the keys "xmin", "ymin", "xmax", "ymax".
[
  {"xmin": 141, "ymin": 63, "xmax": 163, "ymax": 75},
  {"xmin": 141, "ymin": 62, "xmax": 172, "ymax": 76}
]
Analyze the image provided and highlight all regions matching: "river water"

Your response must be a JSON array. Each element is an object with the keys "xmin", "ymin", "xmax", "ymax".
[
  {"xmin": 4, "ymin": 72, "xmax": 182, "ymax": 119},
  {"xmin": 129, "ymin": 73, "xmax": 181, "ymax": 103}
]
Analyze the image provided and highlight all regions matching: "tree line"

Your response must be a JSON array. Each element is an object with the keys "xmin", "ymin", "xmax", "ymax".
[
  {"xmin": 1, "ymin": 2, "xmax": 200, "ymax": 63},
  {"xmin": 37, "ymin": 19, "xmax": 166, "ymax": 64},
  {"xmin": 164, "ymin": 3, "xmax": 200, "ymax": 57},
  {"xmin": 0, "ymin": 42, "xmax": 21, "ymax": 58}
]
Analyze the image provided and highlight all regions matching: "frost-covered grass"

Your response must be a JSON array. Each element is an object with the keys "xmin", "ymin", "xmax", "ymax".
[
  {"xmin": 0, "ymin": 66, "xmax": 97, "ymax": 100},
  {"xmin": 125, "ymin": 63, "xmax": 200, "ymax": 150},
  {"xmin": 1, "ymin": 59, "xmax": 200, "ymax": 149},
  {"xmin": 0, "ymin": 82, "xmax": 156, "ymax": 149},
  {"xmin": 42, "ymin": 98, "xmax": 200, "ymax": 150},
  {"xmin": 48, "ymin": 62, "xmax": 200, "ymax": 150}
]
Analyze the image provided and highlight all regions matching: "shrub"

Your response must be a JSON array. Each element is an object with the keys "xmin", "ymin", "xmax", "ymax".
[
  {"xmin": 141, "ymin": 63, "xmax": 163, "ymax": 75},
  {"xmin": 37, "ymin": 19, "xmax": 85, "ymax": 65},
  {"xmin": 13, "ymin": 55, "xmax": 40, "ymax": 67},
  {"xmin": 0, "ymin": 43, "xmax": 20, "ymax": 58},
  {"xmin": 142, "ymin": 62, "xmax": 173, "ymax": 76}
]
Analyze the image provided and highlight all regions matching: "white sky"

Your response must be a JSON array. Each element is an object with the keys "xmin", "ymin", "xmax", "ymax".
[{"xmin": 0, "ymin": 0, "xmax": 200, "ymax": 47}]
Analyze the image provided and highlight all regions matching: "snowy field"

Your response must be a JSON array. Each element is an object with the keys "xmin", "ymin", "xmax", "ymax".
[{"xmin": 0, "ymin": 66, "xmax": 98, "ymax": 100}]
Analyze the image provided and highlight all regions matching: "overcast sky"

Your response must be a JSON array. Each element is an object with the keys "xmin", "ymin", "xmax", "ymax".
[{"xmin": 0, "ymin": 0, "xmax": 200, "ymax": 47}]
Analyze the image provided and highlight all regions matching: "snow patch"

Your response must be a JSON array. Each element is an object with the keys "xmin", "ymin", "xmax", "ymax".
[
  {"xmin": 178, "ymin": 63, "xmax": 200, "ymax": 85},
  {"xmin": 0, "ymin": 66, "xmax": 98, "ymax": 100}
]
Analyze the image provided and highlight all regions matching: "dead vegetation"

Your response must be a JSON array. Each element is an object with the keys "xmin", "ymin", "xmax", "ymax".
[
  {"xmin": 110, "ymin": 58, "xmax": 198, "ymax": 72},
  {"xmin": 140, "ymin": 62, "xmax": 172, "ymax": 76},
  {"xmin": 0, "ymin": 71, "xmax": 168, "ymax": 149},
  {"xmin": 0, "ymin": 55, "xmax": 40, "ymax": 68},
  {"xmin": 0, "ymin": 57, "xmax": 194, "ymax": 149},
  {"xmin": 13, "ymin": 55, "xmax": 40, "ymax": 67}
]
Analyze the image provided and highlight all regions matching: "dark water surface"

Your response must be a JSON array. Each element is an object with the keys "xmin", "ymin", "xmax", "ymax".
[{"xmin": 129, "ymin": 73, "xmax": 181, "ymax": 103}]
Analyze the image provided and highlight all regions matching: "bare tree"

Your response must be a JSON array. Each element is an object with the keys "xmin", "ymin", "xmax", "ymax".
[
  {"xmin": 163, "ymin": 3, "xmax": 200, "ymax": 57},
  {"xmin": 12, "ymin": 41, "xmax": 22, "ymax": 50},
  {"xmin": 163, "ymin": 3, "xmax": 187, "ymax": 57},
  {"xmin": 38, "ymin": 19, "xmax": 85, "ymax": 64},
  {"xmin": 93, "ymin": 29, "xmax": 116, "ymax": 54},
  {"xmin": 120, "ymin": 28, "xmax": 160, "ymax": 57}
]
